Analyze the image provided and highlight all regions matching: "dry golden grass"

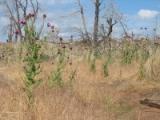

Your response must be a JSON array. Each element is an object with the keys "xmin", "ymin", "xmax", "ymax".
[{"xmin": 0, "ymin": 56, "xmax": 160, "ymax": 120}]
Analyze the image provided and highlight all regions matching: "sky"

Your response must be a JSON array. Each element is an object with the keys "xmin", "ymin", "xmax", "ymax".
[{"xmin": 0, "ymin": 0, "xmax": 160, "ymax": 41}]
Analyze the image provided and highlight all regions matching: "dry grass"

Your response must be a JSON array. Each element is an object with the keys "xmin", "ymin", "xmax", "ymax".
[
  {"xmin": 0, "ymin": 56, "xmax": 160, "ymax": 120},
  {"xmin": 144, "ymin": 49, "xmax": 160, "ymax": 82},
  {"xmin": 0, "ymin": 42, "xmax": 160, "ymax": 120}
]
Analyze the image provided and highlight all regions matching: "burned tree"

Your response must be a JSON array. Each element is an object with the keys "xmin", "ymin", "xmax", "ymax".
[
  {"xmin": 106, "ymin": 17, "xmax": 118, "ymax": 50},
  {"xmin": 77, "ymin": 0, "xmax": 90, "ymax": 44},
  {"xmin": 102, "ymin": 1, "xmax": 123, "ymax": 51},
  {"xmin": 7, "ymin": 17, "xmax": 14, "ymax": 42},
  {"xmin": 93, "ymin": 0, "xmax": 101, "ymax": 47}
]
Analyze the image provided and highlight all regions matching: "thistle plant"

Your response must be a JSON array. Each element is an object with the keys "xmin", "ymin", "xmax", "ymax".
[
  {"xmin": 22, "ymin": 13, "xmax": 46, "ymax": 103},
  {"xmin": 49, "ymin": 65, "xmax": 64, "ymax": 87},
  {"xmin": 49, "ymin": 44, "xmax": 67, "ymax": 87},
  {"xmin": 24, "ymin": 41, "xmax": 42, "ymax": 103}
]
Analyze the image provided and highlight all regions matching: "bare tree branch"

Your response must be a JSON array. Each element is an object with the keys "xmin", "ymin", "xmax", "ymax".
[{"xmin": 77, "ymin": 0, "xmax": 90, "ymax": 44}]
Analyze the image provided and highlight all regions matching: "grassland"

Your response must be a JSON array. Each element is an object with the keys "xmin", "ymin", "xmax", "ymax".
[{"xmin": 0, "ymin": 41, "xmax": 160, "ymax": 120}]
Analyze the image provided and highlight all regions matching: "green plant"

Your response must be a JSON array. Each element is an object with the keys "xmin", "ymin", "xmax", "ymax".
[
  {"xmin": 23, "ymin": 15, "xmax": 43, "ymax": 103},
  {"xmin": 24, "ymin": 41, "xmax": 42, "ymax": 103},
  {"xmin": 103, "ymin": 59, "xmax": 109, "ymax": 77},
  {"xmin": 90, "ymin": 57, "xmax": 96, "ymax": 72},
  {"xmin": 138, "ymin": 61, "xmax": 145, "ymax": 80},
  {"xmin": 49, "ymin": 48, "xmax": 66, "ymax": 87},
  {"xmin": 50, "ymin": 66, "xmax": 64, "ymax": 87},
  {"xmin": 141, "ymin": 47, "xmax": 150, "ymax": 62},
  {"xmin": 138, "ymin": 46, "xmax": 149, "ymax": 80},
  {"xmin": 121, "ymin": 42, "xmax": 137, "ymax": 64},
  {"xmin": 94, "ymin": 47, "xmax": 102, "ymax": 59}
]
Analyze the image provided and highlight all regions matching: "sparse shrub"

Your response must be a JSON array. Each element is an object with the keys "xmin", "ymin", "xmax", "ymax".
[{"xmin": 121, "ymin": 42, "xmax": 137, "ymax": 64}]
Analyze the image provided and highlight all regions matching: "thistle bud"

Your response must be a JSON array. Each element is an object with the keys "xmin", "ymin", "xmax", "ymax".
[
  {"xmin": 59, "ymin": 37, "xmax": 63, "ymax": 42},
  {"xmin": 15, "ymin": 29, "xmax": 20, "ymax": 35},
  {"xmin": 31, "ymin": 13, "xmax": 35, "ymax": 17},
  {"xmin": 47, "ymin": 23, "xmax": 51, "ymax": 27},
  {"xmin": 62, "ymin": 45, "xmax": 66, "ymax": 49},
  {"xmin": 69, "ymin": 62, "xmax": 72, "ymax": 65},
  {"xmin": 43, "ymin": 14, "xmax": 47, "ymax": 19},
  {"xmin": 69, "ymin": 47, "xmax": 72, "ymax": 51}
]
